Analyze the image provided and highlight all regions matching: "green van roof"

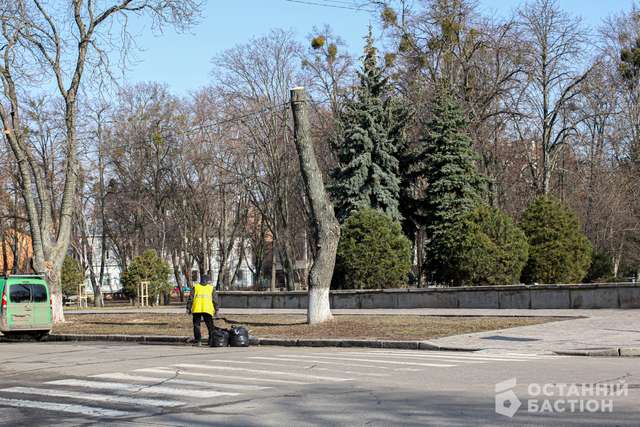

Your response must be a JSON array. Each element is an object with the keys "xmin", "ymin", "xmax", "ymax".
[{"xmin": 1, "ymin": 275, "xmax": 47, "ymax": 283}]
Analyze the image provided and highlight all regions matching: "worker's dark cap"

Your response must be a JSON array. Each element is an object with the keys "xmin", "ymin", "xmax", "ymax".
[{"xmin": 200, "ymin": 274, "xmax": 212, "ymax": 284}]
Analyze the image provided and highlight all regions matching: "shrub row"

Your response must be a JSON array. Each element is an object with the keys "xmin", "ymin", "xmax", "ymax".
[{"xmin": 334, "ymin": 196, "xmax": 593, "ymax": 288}]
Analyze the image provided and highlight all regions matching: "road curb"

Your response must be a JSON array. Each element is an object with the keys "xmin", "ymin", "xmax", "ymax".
[
  {"xmin": 43, "ymin": 333, "xmax": 480, "ymax": 352},
  {"xmin": 553, "ymin": 347, "xmax": 640, "ymax": 357},
  {"xmin": 19, "ymin": 334, "xmax": 640, "ymax": 357},
  {"xmin": 45, "ymin": 334, "xmax": 189, "ymax": 344},
  {"xmin": 42, "ymin": 334, "xmax": 640, "ymax": 356},
  {"xmin": 620, "ymin": 347, "xmax": 640, "ymax": 356},
  {"xmin": 257, "ymin": 336, "xmax": 483, "ymax": 352}
]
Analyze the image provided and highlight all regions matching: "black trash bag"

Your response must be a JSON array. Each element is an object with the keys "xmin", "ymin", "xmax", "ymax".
[
  {"xmin": 210, "ymin": 328, "xmax": 229, "ymax": 347},
  {"xmin": 229, "ymin": 325, "xmax": 250, "ymax": 347}
]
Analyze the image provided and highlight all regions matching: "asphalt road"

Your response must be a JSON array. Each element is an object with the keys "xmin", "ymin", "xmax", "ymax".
[{"xmin": 0, "ymin": 342, "xmax": 637, "ymax": 426}]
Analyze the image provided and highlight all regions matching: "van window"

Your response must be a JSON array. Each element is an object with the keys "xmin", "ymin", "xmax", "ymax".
[
  {"xmin": 10, "ymin": 284, "xmax": 31, "ymax": 303},
  {"xmin": 32, "ymin": 284, "xmax": 48, "ymax": 303}
]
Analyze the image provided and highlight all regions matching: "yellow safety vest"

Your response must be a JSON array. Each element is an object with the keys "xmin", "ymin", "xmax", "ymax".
[{"xmin": 191, "ymin": 283, "xmax": 215, "ymax": 315}]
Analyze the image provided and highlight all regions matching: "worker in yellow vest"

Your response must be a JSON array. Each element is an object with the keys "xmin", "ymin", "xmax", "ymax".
[{"xmin": 187, "ymin": 275, "xmax": 216, "ymax": 346}]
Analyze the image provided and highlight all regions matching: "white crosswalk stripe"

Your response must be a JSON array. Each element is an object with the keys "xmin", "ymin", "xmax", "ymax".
[
  {"xmin": 0, "ymin": 396, "xmax": 129, "ymax": 417},
  {"xmin": 271, "ymin": 354, "xmax": 457, "ymax": 368},
  {"xmin": 247, "ymin": 356, "xmax": 393, "ymax": 369},
  {"xmin": 336, "ymin": 369, "xmax": 389, "ymax": 377},
  {"xmin": 134, "ymin": 369, "xmax": 271, "ymax": 390},
  {"xmin": 345, "ymin": 352, "xmax": 525, "ymax": 362},
  {"xmin": 91, "ymin": 373, "xmax": 251, "ymax": 393},
  {"xmin": 245, "ymin": 357, "xmax": 392, "ymax": 376},
  {"xmin": 486, "ymin": 352, "xmax": 562, "ymax": 359},
  {"xmin": 206, "ymin": 358, "xmax": 391, "ymax": 376},
  {"xmin": 264, "ymin": 353, "xmax": 483, "ymax": 369},
  {"xmin": 47, "ymin": 379, "xmax": 236, "ymax": 398},
  {"xmin": 175, "ymin": 363, "xmax": 353, "ymax": 382},
  {"xmin": 138, "ymin": 367, "xmax": 310, "ymax": 385},
  {"xmin": 0, "ymin": 386, "xmax": 185, "ymax": 408},
  {"xmin": 296, "ymin": 351, "xmax": 555, "ymax": 363}
]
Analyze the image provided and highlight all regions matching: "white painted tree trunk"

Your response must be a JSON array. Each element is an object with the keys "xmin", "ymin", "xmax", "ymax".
[
  {"xmin": 45, "ymin": 267, "xmax": 66, "ymax": 323},
  {"xmin": 51, "ymin": 292, "xmax": 65, "ymax": 324},
  {"xmin": 307, "ymin": 286, "xmax": 333, "ymax": 324}
]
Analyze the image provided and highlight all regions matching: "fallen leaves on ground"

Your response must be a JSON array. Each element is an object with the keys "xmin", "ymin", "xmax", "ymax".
[{"xmin": 54, "ymin": 313, "xmax": 562, "ymax": 341}]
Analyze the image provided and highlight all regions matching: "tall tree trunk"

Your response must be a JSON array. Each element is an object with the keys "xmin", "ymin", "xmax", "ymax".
[
  {"xmin": 280, "ymin": 240, "xmax": 296, "ymax": 291},
  {"xmin": 84, "ymin": 237, "xmax": 103, "ymax": 307},
  {"xmin": 230, "ymin": 240, "xmax": 245, "ymax": 287},
  {"xmin": 613, "ymin": 256, "xmax": 620, "ymax": 279},
  {"xmin": 416, "ymin": 227, "xmax": 425, "ymax": 287},
  {"xmin": 1, "ymin": 229, "xmax": 7, "ymax": 273},
  {"xmin": 270, "ymin": 236, "xmax": 277, "ymax": 291},
  {"xmin": 216, "ymin": 244, "xmax": 227, "ymax": 290},
  {"xmin": 182, "ymin": 260, "xmax": 194, "ymax": 289},
  {"xmin": 301, "ymin": 229, "xmax": 309, "ymax": 288},
  {"xmin": 171, "ymin": 250, "xmax": 184, "ymax": 302},
  {"xmin": 96, "ymin": 233, "xmax": 106, "ymax": 307},
  {"xmin": 96, "ymin": 117, "xmax": 107, "ymax": 307},
  {"xmin": 290, "ymin": 88, "xmax": 340, "ymax": 324},
  {"xmin": 80, "ymin": 214, "xmax": 103, "ymax": 307},
  {"xmin": 11, "ymin": 182, "xmax": 18, "ymax": 273}
]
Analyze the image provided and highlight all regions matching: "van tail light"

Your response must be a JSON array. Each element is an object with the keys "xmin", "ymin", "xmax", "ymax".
[
  {"xmin": 50, "ymin": 295, "xmax": 53, "ymax": 308},
  {"xmin": 1, "ymin": 290, "xmax": 6, "ymax": 312}
]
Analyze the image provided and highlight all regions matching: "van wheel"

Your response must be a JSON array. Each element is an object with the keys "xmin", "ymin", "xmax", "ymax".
[
  {"xmin": 1, "ymin": 332, "xmax": 24, "ymax": 340},
  {"xmin": 29, "ymin": 332, "xmax": 50, "ymax": 341}
]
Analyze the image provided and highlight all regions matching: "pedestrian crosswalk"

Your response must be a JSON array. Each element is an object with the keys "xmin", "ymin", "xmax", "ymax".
[
  {"xmin": 92, "ymin": 372, "xmax": 269, "ymax": 390},
  {"xmin": 0, "ymin": 348, "xmax": 566, "ymax": 420},
  {"xmin": 175, "ymin": 362, "xmax": 354, "ymax": 382},
  {"xmin": 49, "ymin": 378, "xmax": 236, "ymax": 398},
  {"xmin": 1, "ymin": 386, "xmax": 185, "ymax": 407},
  {"xmin": 0, "ymin": 396, "xmax": 130, "ymax": 418},
  {"xmin": 134, "ymin": 367, "xmax": 289, "ymax": 387}
]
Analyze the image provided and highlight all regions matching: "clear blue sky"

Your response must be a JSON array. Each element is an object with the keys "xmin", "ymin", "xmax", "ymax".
[{"xmin": 123, "ymin": 0, "xmax": 635, "ymax": 95}]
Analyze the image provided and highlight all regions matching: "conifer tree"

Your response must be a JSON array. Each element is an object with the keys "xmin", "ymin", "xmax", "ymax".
[
  {"xmin": 520, "ymin": 196, "xmax": 592, "ymax": 284},
  {"xmin": 330, "ymin": 29, "xmax": 407, "ymax": 222},
  {"xmin": 413, "ymin": 84, "xmax": 485, "ymax": 283}
]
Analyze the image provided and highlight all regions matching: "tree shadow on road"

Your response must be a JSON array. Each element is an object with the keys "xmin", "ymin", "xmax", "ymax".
[{"xmin": 151, "ymin": 384, "xmax": 640, "ymax": 427}]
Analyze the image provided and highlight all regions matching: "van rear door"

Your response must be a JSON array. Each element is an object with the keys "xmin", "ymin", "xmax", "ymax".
[
  {"xmin": 31, "ymin": 282, "xmax": 51, "ymax": 328},
  {"xmin": 8, "ymin": 283, "xmax": 32, "ymax": 330}
]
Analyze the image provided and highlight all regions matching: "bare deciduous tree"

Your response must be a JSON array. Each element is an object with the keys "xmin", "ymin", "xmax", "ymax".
[
  {"xmin": 291, "ymin": 87, "xmax": 340, "ymax": 324},
  {"xmin": 515, "ymin": 0, "xmax": 592, "ymax": 194},
  {"xmin": 0, "ymin": 0, "xmax": 199, "ymax": 322}
]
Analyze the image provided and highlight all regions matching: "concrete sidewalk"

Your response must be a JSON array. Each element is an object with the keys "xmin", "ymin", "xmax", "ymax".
[{"xmin": 429, "ymin": 309, "xmax": 640, "ymax": 355}]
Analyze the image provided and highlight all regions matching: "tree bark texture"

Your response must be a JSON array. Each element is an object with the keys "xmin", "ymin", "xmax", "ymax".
[{"xmin": 290, "ymin": 87, "xmax": 340, "ymax": 324}]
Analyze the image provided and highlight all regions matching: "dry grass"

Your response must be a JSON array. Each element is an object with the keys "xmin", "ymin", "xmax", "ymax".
[{"xmin": 54, "ymin": 313, "xmax": 561, "ymax": 341}]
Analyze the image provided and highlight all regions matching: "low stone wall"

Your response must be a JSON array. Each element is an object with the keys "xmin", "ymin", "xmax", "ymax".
[{"xmin": 218, "ymin": 283, "xmax": 640, "ymax": 310}]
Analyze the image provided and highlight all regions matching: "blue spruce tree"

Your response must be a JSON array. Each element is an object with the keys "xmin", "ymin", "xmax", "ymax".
[
  {"xmin": 330, "ymin": 29, "xmax": 407, "ymax": 222},
  {"xmin": 414, "ymin": 84, "xmax": 486, "ymax": 283}
]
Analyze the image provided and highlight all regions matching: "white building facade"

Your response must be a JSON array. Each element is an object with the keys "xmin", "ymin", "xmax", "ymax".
[{"xmin": 83, "ymin": 236, "xmax": 123, "ymax": 295}]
